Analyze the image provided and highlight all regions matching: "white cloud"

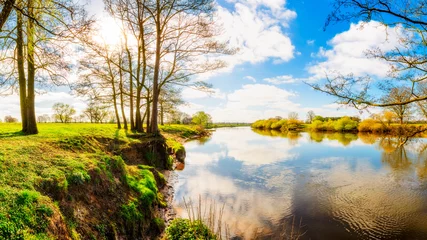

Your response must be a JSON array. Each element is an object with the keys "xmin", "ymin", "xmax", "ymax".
[
  {"xmin": 181, "ymin": 88, "xmax": 225, "ymax": 100},
  {"xmin": 244, "ymin": 76, "xmax": 257, "ymax": 83},
  {"xmin": 202, "ymin": 0, "xmax": 296, "ymax": 78},
  {"xmin": 307, "ymin": 21, "xmax": 405, "ymax": 81},
  {"xmin": 307, "ymin": 39, "xmax": 315, "ymax": 45},
  {"xmin": 263, "ymin": 75, "xmax": 296, "ymax": 84},
  {"xmin": 210, "ymin": 84, "xmax": 300, "ymax": 122}
]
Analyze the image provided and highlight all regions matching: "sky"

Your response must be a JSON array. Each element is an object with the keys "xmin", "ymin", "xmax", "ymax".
[{"xmin": 0, "ymin": 0, "xmax": 401, "ymax": 123}]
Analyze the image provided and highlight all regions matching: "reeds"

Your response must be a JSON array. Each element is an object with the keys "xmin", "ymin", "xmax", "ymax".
[{"xmin": 182, "ymin": 196, "xmax": 230, "ymax": 240}]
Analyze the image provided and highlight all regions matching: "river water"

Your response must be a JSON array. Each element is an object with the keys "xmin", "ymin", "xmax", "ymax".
[{"xmin": 172, "ymin": 127, "xmax": 427, "ymax": 239}]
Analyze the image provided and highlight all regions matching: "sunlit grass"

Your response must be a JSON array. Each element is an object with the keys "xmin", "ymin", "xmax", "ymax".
[{"xmin": 0, "ymin": 123, "xmax": 201, "ymax": 239}]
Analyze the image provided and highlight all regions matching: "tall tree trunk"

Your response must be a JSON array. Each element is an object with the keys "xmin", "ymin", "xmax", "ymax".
[
  {"xmin": 135, "ymin": 3, "xmax": 147, "ymax": 133},
  {"xmin": 150, "ymin": 5, "xmax": 161, "ymax": 134},
  {"xmin": 146, "ymin": 95, "xmax": 150, "ymax": 132},
  {"xmin": 16, "ymin": 9, "xmax": 27, "ymax": 132},
  {"xmin": 119, "ymin": 63, "xmax": 128, "ymax": 130},
  {"xmin": 112, "ymin": 86, "xmax": 121, "ymax": 129},
  {"xmin": 107, "ymin": 57, "xmax": 121, "ymax": 129},
  {"xmin": 141, "ymin": 108, "xmax": 147, "ymax": 129},
  {"xmin": 26, "ymin": 0, "xmax": 38, "ymax": 135},
  {"xmin": 160, "ymin": 102, "xmax": 164, "ymax": 125},
  {"xmin": 125, "ymin": 40, "xmax": 135, "ymax": 130}
]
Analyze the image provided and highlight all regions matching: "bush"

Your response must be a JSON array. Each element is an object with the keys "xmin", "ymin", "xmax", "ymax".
[
  {"xmin": 358, "ymin": 119, "xmax": 388, "ymax": 133},
  {"xmin": 166, "ymin": 218, "xmax": 216, "ymax": 240},
  {"xmin": 271, "ymin": 119, "xmax": 287, "ymax": 129},
  {"xmin": 333, "ymin": 117, "xmax": 358, "ymax": 132},
  {"xmin": 309, "ymin": 117, "xmax": 358, "ymax": 132}
]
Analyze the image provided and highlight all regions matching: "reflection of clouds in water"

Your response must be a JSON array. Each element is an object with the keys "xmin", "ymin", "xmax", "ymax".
[
  {"xmin": 176, "ymin": 128, "xmax": 427, "ymax": 239},
  {"xmin": 174, "ymin": 169, "xmax": 294, "ymax": 239},
  {"xmin": 185, "ymin": 151, "xmax": 226, "ymax": 165},
  {"xmin": 207, "ymin": 128, "xmax": 299, "ymax": 165}
]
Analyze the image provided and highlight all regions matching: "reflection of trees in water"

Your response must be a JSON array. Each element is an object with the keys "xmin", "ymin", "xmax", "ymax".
[
  {"xmin": 415, "ymin": 144, "xmax": 427, "ymax": 179},
  {"xmin": 308, "ymin": 131, "xmax": 358, "ymax": 146},
  {"xmin": 195, "ymin": 136, "xmax": 211, "ymax": 145},
  {"xmin": 251, "ymin": 129, "xmax": 301, "ymax": 146},
  {"xmin": 376, "ymin": 136, "xmax": 427, "ymax": 178},
  {"xmin": 358, "ymin": 132, "xmax": 378, "ymax": 145}
]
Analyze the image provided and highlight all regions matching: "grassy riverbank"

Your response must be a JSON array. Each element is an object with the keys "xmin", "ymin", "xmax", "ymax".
[{"xmin": 0, "ymin": 123, "xmax": 205, "ymax": 239}]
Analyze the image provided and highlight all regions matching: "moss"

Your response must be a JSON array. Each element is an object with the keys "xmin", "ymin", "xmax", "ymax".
[
  {"xmin": 125, "ymin": 166, "xmax": 158, "ymax": 208},
  {"xmin": 0, "ymin": 189, "xmax": 54, "ymax": 240},
  {"xmin": 0, "ymin": 123, "xmax": 189, "ymax": 239},
  {"xmin": 153, "ymin": 217, "xmax": 165, "ymax": 232}
]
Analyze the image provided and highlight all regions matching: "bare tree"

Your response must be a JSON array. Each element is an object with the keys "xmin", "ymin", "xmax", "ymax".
[
  {"xmin": 52, "ymin": 103, "xmax": 75, "ymax": 123},
  {"xmin": 383, "ymin": 88, "xmax": 414, "ymax": 124},
  {"xmin": 288, "ymin": 112, "xmax": 299, "ymax": 121},
  {"xmin": 83, "ymin": 101, "xmax": 111, "ymax": 123},
  {"xmin": 306, "ymin": 110, "xmax": 315, "ymax": 123},
  {"xmin": 311, "ymin": 0, "xmax": 427, "ymax": 111},
  {"xmin": 0, "ymin": 0, "xmax": 91, "ymax": 134},
  {"xmin": 158, "ymin": 86, "xmax": 184, "ymax": 125},
  {"xmin": 4, "ymin": 115, "xmax": 17, "ymax": 123}
]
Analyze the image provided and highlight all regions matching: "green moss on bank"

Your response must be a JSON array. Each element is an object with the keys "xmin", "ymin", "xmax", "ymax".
[{"xmin": 0, "ymin": 123, "xmax": 198, "ymax": 239}]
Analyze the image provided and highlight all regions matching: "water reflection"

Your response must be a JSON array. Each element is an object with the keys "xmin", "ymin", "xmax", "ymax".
[{"xmin": 173, "ymin": 127, "xmax": 427, "ymax": 239}]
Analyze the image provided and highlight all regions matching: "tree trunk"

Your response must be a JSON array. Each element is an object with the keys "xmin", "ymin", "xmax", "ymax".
[
  {"xmin": 107, "ymin": 57, "xmax": 121, "ymax": 129},
  {"xmin": 135, "ymin": 86, "xmax": 143, "ymax": 132},
  {"xmin": 16, "ymin": 10, "xmax": 27, "ymax": 133},
  {"xmin": 119, "ymin": 66, "xmax": 128, "ymax": 130},
  {"xmin": 26, "ymin": 0, "xmax": 38, "ymax": 135},
  {"xmin": 112, "ymin": 87, "xmax": 121, "ymax": 129},
  {"xmin": 150, "ymin": 6, "xmax": 161, "ymax": 134},
  {"xmin": 0, "ymin": 0, "xmax": 15, "ymax": 31},
  {"xmin": 125, "ymin": 43, "xmax": 135, "ymax": 131},
  {"xmin": 146, "ymin": 95, "xmax": 151, "ymax": 132},
  {"xmin": 160, "ymin": 103, "xmax": 164, "ymax": 125}
]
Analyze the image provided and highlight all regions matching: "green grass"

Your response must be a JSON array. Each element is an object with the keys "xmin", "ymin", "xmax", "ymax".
[
  {"xmin": 159, "ymin": 124, "xmax": 202, "ymax": 138},
  {"xmin": 0, "ymin": 123, "xmax": 200, "ymax": 239}
]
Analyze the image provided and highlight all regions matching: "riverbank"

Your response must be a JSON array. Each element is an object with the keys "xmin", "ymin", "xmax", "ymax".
[{"xmin": 0, "ymin": 123, "xmax": 207, "ymax": 239}]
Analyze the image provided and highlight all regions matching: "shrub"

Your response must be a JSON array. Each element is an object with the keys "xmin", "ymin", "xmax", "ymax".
[
  {"xmin": 166, "ymin": 218, "xmax": 216, "ymax": 240},
  {"xmin": 309, "ymin": 120, "xmax": 324, "ymax": 131},
  {"xmin": 333, "ymin": 117, "xmax": 358, "ymax": 132},
  {"xmin": 358, "ymin": 119, "xmax": 388, "ymax": 133},
  {"xmin": 310, "ymin": 117, "xmax": 358, "ymax": 132},
  {"xmin": 271, "ymin": 119, "xmax": 287, "ymax": 129}
]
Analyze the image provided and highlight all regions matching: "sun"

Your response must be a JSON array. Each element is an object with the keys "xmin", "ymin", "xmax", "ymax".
[{"xmin": 97, "ymin": 15, "xmax": 123, "ymax": 47}]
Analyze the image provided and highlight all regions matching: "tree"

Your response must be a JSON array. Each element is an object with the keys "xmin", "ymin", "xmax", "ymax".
[
  {"xmin": 306, "ymin": 110, "xmax": 315, "ymax": 123},
  {"xmin": 37, "ymin": 114, "xmax": 50, "ymax": 123},
  {"xmin": 144, "ymin": 0, "xmax": 230, "ymax": 133},
  {"xmin": 182, "ymin": 114, "xmax": 192, "ymax": 125},
  {"xmin": 383, "ymin": 111, "xmax": 396, "ymax": 126},
  {"xmin": 83, "ymin": 102, "xmax": 111, "ymax": 123},
  {"xmin": 0, "ymin": 0, "xmax": 90, "ymax": 134},
  {"xmin": 192, "ymin": 111, "xmax": 212, "ymax": 127},
  {"xmin": 383, "ymin": 88, "xmax": 414, "ymax": 124},
  {"xmin": 52, "ymin": 103, "xmax": 76, "ymax": 123},
  {"xmin": 159, "ymin": 87, "xmax": 184, "ymax": 125},
  {"xmin": 288, "ymin": 112, "xmax": 299, "ymax": 121},
  {"xmin": 4, "ymin": 115, "xmax": 17, "ymax": 123},
  {"xmin": 312, "ymin": 0, "xmax": 427, "ymax": 112}
]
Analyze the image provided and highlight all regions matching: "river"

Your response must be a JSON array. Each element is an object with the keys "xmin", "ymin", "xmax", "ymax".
[{"xmin": 172, "ymin": 127, "xmax": 427, "ymax": 239}]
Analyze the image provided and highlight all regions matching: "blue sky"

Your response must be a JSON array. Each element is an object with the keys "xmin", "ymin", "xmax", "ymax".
[{"xmin": 0, "ymin": 0, "xmax": 401, "ymax": 122}]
